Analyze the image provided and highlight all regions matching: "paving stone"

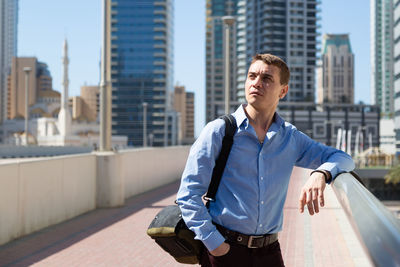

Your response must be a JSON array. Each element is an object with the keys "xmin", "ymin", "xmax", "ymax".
[{"xmin": 0, "ymin": 169, "xmax": 371, "ymax": 267}]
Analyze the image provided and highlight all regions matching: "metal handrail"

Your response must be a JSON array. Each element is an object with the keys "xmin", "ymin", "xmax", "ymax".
[{"xmin": 331, "ymin": 172, "xmax": 400, "ymax": 267}]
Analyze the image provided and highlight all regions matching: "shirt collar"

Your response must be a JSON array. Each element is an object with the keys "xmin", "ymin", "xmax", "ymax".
[
  {"xmin": 272, "ymin": 112, "xmax": 285, "ymax": 129},
  {"xmin": 233, "ymin": 104, "xmax": 285, "ymax": 130},
  {"xmin": 233, "ymin": 104, "xmax": 248, "ymax": 128}
]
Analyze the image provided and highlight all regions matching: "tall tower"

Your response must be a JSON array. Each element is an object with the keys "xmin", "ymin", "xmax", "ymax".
[
  {"xmin": 58, "ymin": 39, "xmax": 72, "ymax": 136},
  {"xmin": 371, "ymin": 0, "xmax": 394, "ymax": 117},
  {"xmin": 243, "ymin": 0, "xmax": 319, "ymax": 103},
  {"xmin": 108, "ymin": 0, "xmax": 174, "ymax": 147},
  {"xmin": 8, "ymin": 57, "xmax": 56, "ymax": 120},
  {"xmin": 393, "ymin": 1, "xmax": 400, "ymax": 154},
  {"xmin": 317, "ymin": 34, "xmax": 354, "ymax": 104},
  {"xmin": 205, "ymin": 0, "xmax": 320, "ymax": 123},
  {"xmin": 174, "ymin": 85, "xmax": 195, "ymax": 144},
  {"xmin": 0, "ymin": 0, "xmax": 18, "ymax": 126},
  {"xmin": 205, "ymin": 0, "xmax": 239, "ymax": 122}
]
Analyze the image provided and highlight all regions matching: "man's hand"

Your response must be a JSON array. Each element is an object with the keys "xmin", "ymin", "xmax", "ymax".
[
  {"xmin": 299, "ymin": 171, "xmax": 327, "ymax": 215},
  {"xmin": 209, "ymin": 242, "xmax": 230, "ymax": 257}
]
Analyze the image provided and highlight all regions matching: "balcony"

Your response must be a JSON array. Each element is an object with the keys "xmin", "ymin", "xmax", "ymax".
[{"xmin": 0, "ymin": 148, "xmax": 399, "ymax": 266}]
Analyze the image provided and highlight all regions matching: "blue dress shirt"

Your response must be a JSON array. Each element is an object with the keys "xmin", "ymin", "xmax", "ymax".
[{"xmin": 176, "ymin": 105, "xmax": 355, "ymax": 251}]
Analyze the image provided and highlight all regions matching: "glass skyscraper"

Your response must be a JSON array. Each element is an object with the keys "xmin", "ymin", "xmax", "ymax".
[
  {"xmin": 206, "ymin": 0, "xmax": 320, "ymax": 123},
  {"xmin": 393, "ymin": 0, "xmax": 400, "ymax": 154},
  {"xmin": 109, "ymin": 0, "xmax": 174, "ymax": 147},
  {"xmin": 243, "ymin": 0, "xmax": 319, "ymax": 103},
  {"xmin": 205, "ymin": 0, "xmax": 239, "ymax": 122},
  {"xmin": 371, "ymin": 0, "xmax": 394, "ymax": 117},
  {"xmin": 0, "ymin": 0, "xmax": 18, "ymax": 128}
]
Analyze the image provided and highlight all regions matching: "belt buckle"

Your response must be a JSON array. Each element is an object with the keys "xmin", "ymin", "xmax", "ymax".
[{"xmin": 247, "ymin": 235, "xmax": 264, "ymax": 248}]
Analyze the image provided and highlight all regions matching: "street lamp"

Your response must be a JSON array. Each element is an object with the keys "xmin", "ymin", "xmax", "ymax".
[
  {"xmin": 143, "ymin": 102, "xmax": 148, "ymax": 147},
  {"xmin": 222, "ymin": 16, "xmax": 235, "ymax": 115},
  {"xmin": 23, "ymin": 67, "xmax": 32, "ymax": 146},
  {"xmin": 100, "ymin": 0, "xmax": 111, "ymax": 151}
]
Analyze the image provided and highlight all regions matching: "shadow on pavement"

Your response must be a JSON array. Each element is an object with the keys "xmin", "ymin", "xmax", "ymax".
[{"xmin": 0, "ymin": 180, "xmax": 180, "ymax": 267}]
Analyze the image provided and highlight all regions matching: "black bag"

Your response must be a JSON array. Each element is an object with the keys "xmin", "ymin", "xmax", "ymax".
[
  {"xmin": 147, "ymin": 205, "xmax": 202, "ymax": 264},
  {"xmin": 147, "ymin": 114, "xmax": 237, "ymax": 264}
]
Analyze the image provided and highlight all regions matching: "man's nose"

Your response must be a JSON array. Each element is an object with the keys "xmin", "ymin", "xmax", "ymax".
[{"xmin": 252, "ymin": 76, "xmax": 262, "ymax": 88}]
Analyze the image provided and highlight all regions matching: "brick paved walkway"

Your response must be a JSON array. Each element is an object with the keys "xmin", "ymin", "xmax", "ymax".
[{"xmin": 0, "ymin": 168, "xmax": 371, "ymax": 267}]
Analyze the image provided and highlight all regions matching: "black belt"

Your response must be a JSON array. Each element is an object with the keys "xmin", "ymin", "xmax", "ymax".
[{"xmin": 216, "ymin": 224, "xmax": 278, "ymax": 248}]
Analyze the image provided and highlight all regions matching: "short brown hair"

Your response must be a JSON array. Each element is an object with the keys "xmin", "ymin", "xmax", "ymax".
[{"xmin": 251, "ymin": 54, "xmax": 290, "ymax": 85}]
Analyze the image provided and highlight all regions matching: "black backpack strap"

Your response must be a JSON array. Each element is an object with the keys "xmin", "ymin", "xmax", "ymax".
[{"xmin": 204, "ymin": 114, "xmax": 237, "ymax": 207}]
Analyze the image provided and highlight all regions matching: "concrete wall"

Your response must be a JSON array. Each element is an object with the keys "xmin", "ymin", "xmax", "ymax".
[
  {"xmin": 0, "ymin": 154, "xmax": 96, "ymax": 245},
  {"xmin": 121, "ymin": 146, "xmax": 190, "ymax": 198},
  {"xmin": 0, "ymin": 146, "xmax": 190, "ymax": 245}
]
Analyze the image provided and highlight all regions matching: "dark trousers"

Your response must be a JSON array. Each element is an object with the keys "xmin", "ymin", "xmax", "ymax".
[{"xmin": 200, "ymin": 240, "xmax": 285, "ymax": 267}]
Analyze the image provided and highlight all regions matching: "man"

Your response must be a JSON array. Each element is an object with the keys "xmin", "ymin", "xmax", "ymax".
[{"xmin": 176, "ymin": 54, "xmax": 354, "ymax": 266}]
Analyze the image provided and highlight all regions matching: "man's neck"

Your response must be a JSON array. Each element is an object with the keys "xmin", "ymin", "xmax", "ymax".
[
  {"xmin": 245, "ymin": 104, "xmax": 276, "ymax": 128},
  {"xmin": 244, "ymin": 104, "xmax": 276, "ymax": 142}
]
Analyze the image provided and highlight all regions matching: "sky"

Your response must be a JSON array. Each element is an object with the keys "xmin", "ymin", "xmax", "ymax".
[{"xmin": 18, "ymin": 0, "xmax": 370, "ymax": 137}]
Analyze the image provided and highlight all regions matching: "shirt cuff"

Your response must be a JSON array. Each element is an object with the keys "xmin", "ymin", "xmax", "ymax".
[
  {"xmin": 201, "ymin": 229, "xmax": 226, "ymax": 251},
  {"xmin": 317, "ymin": 163, "xmax": 338, "ymax": 181}
]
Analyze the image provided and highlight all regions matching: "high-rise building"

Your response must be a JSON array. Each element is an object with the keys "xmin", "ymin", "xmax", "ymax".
[
  {"xmin": 0, "ymin": 0, "xmax": 18, "ymax": 125},
  {"xmin": 7, "ymin": 57, "xmax": 58, "ymax": 120},
  {"xmin": 174, "ymin": 85, "xmax": 195, "ymax": 144},
  {"xmin": 206, "ymin": 0, "xmax": 320, "ymax": 122},
  {"xmin": 174, "ymin": 85, "xmax": 186, "ymax": 143},
  {"xmin": 185, "ymin": 91, "xmax": 195, "ymax": 140},
  {"xmin": 371, "ymin": 0, "xmax": 394, "ymax": 117},
  {"xmin": 205, "ymin": 0, "xmax": 239, "ymax": 122},
  {"xmin": 108, "ymin": 0, "xmax": 174, "ymax": 147},
  {"xmin": 67, "ymin": 86, "xmax": 100, "ymax": 122},
  {"xmin": 244, "ymin": 0, "xmax": 320, "ymax": 103},
  {"xmin": 393, "ymin": 0, "xmax": 400, "ymax": 154},
  {"xmin": 317, "ymin": 34, "xmax": 354, "ymax": 104}
]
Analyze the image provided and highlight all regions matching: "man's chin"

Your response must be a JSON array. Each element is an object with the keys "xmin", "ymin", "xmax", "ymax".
[{"xmin": 247, "ymin": 96, "xmax": 261, "ymax": 104}]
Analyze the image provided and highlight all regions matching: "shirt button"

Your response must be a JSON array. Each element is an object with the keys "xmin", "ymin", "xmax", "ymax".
[
  {"xmin": 260, "ymin": 177, "xmax": 264, "ymax": 180},
  {"xmin": 259, "ymin": 224, "xmax": 263, "ymax": 227},
  {"xmin": 261, "ymin": 201, "xmax": 264, "ymax": 204}
]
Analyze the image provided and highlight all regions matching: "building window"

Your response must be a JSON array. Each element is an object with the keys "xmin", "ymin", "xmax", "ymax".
[{"xmin": 313, "ymin": 124, "xmax": 325, "ymax": 137}]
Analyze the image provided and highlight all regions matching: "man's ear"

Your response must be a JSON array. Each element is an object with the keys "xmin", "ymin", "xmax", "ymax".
[{"xmin": 279, "ymin": 85, "xmax": 289, "ymax": 99}]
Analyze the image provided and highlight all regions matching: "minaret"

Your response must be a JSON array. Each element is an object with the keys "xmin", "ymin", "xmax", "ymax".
[{"xmin": 58, "ymin": 39, "xmax": 72, "ymax": 136}]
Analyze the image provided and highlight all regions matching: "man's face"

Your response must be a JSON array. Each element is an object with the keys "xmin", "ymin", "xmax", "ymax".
[{"xmin": 245, "ymin": 60, "xmax": 288, "ymax": 110}]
